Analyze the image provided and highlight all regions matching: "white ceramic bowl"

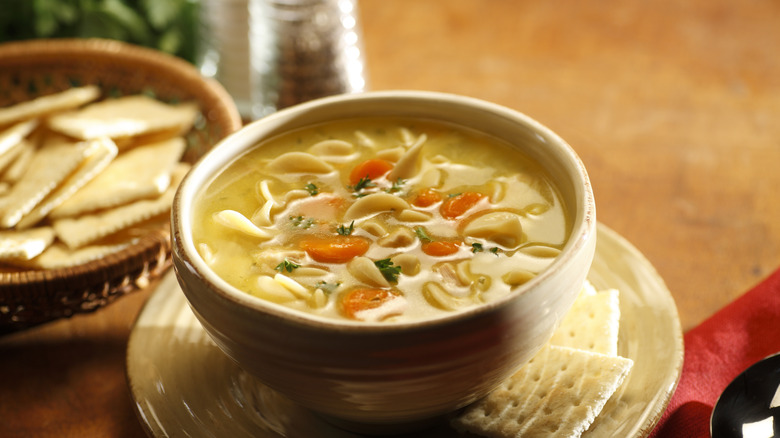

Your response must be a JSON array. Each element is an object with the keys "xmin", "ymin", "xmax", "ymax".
[{"xmin": 171, "ymin": 90, "xmax": 596, "ymax": 433}]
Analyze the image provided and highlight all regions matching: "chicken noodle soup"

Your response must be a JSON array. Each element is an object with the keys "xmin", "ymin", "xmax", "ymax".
[{"xmin": 192, "ymin": 118, "xmax": 570, "ymax": 322}]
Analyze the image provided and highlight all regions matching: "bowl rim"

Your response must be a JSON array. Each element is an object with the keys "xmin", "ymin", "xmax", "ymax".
[{"xmin": 172, "ymin": 90, "xmax": 596, "ymax": 331}]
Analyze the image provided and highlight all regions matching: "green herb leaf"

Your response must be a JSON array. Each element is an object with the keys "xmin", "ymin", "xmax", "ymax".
[
  {"xmin": 289, "ymin": 215, "xmax": 315, "ymax": 229},
  {"xmin": 471, "ymin": 242, "xmax": 484, "ymax": 253},
  {"xmin": 414, "ymin": 226, "xmax": 433, "ymax": 242},
  {"xmin": 350, "ymin": 176, "xmax": 376, "ymax": 192},
  {"xmin": 490, "ymin": 247, "xmax": 500, "ymax": 255},
  {"xmin": 275, "ymin": 259, "xmax": 299, "ymax": 273},
  {"xmin": 337, "ymin": 221, "xmax": 355, "ymax": 236},
  {"xmin": 141, "ymin": 0, "xmax": 179, "ymax": 30},
  {"xmin": 157, "ymin": 27, "xmax": 182, "ymax": 54},
  {"xmin": 100, "ymin": 0, "xmax": 153, "ymax": 44},
  {"xmin": 374, "ymin": 258, "xmax": 402, "ymax": 283},
  {"xmin": 305, "ymin": 183, "xmax": 319, "ymax": 196},
  {"xmin": 385, "ymin": 178, "xmax": 405, "ymax": 194},
  {"xmin": 448, "ymin": 192, "xmax": 463, "ymax": 198},
  {"xmin": 2, "ymin": 0, "xmax": 200, "ymax": 63},
  {"xmin": 315, "ymin": 281, "xmax": 340, "ymax": 294}
]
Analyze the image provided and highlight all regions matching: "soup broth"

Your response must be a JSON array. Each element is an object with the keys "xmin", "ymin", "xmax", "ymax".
[{"xmin": 192, "ymin": 118, "xmax": 570, "ymax": 322}]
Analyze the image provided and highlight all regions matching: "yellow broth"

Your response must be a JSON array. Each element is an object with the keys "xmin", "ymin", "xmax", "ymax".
[{"xmin": 192, "ymin": 118, "xmax": 570, "ymax": 322}]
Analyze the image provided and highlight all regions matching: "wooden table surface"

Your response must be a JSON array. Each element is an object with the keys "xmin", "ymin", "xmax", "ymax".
[{"xmin": 2, "ymin": 0, "xmax": 779, "ymax": 436}]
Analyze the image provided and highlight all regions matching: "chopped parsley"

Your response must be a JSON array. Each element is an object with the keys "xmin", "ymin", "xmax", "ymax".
[
  {"xmin": 304, "ymin": 182, "xmax": 319, "ymax": 196},
  {"xmin": 374, "ymin": 258, "xmax": 402, "ymax": 283},
  {"xmin": 448, "ymin": 192, "xmax": 463, "ymax": 198},
  {"xmin": 289, "ymin": 215, "xmax": 315, "ymax": 229},
  {"xmin": 337, "ymin": 221, "xmax": 355, "ymax": 236},
  {"xmin": 275, "ymin": 259, "xmax": 299, "ymax": 273},
  {"xmin": 414, "ymin": 226, "xmax": 433, "ymax": 242},
  {"xmin": 472, "ymin": 243, "xmax": 499, "ymax": 255},
  {"xmin": 315, "ymin": 281, "xmax": 340, "ymax": 294},
  {"xmin": 385, "ymin": 178, "xmax": 405, "ymax": 194},
  {"xmin": 349, "ymin": 176, "xmax": 376, "ymax": 196}
]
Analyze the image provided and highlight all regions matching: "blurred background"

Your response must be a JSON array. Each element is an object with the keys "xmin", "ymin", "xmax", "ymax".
[
  {"xmin": 0, "ymin": 0, "xmax": 367, "ymax": 120},
  {"xmin": 0, "ymin": 0, "xmax": 201, "ymax": 63}
]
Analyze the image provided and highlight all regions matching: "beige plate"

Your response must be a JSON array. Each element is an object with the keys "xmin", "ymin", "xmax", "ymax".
[{"xmin": 126, "ymin": 223, "xmax": 683, "ymax": 437}]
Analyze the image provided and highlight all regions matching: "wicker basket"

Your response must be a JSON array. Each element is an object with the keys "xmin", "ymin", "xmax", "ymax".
[{"xmin": 0, "ymin": 39, "xmax": 242, "ymax": 333}]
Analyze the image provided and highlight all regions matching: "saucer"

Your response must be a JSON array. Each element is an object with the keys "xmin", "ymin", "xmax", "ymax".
[{"xmin": 127, "ymin": 223, "xmax": 683, "ymax": 437}]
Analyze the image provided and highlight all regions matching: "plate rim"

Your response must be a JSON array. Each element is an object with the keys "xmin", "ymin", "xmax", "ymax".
[
  {"xmin": 126, "ymin": 222, "xmax": 684, "ymax": 437},
  {"xmin": 592, "ymin": 223, "xmax": 684, "ymax": 437}
]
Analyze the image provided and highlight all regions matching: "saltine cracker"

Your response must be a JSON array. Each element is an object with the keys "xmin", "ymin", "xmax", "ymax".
[
  {"xmin": 0, "ymin": 141, "xmax": 93, "ymax": 228},
  {"xmin": 549, "ymin": 284, "xmax": 621, "ymax": 356},
  {"xmin": 52, "ymin": 163, "xmax": 190, "ymax": 248},
  {"xmin": 7, "ymin": 242, "xmax": 129, "ymax": 270},
  {"xmin": 47, "ymin": 95, "xmax": 198, "ymax": 140},
  {"xmin": 0, "ymin": 227, "xmax": 55, "ymax": 261},
  {"xmin": 0, "ymin": 119, "xmax": 37, "ymax": 158},
  {"xmin": 49, "ymin": 137, "xmax": 185, "ymax": 218},
  {"xmin": 0, "ymin": 86, "xmax": 99, "ymax": 127},
  {"xmin": 452, "ymin": 345, "xmax": 633, "ymax": 438},
  {"xmin": 16, "ymin": 137, "xmax": 119, "ymax": 229}
]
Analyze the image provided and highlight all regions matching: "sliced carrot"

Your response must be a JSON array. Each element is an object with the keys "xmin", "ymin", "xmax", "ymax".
[
  {"xmin": 421, "ymin": 240, "xmax": 461, "ymax": 256},
  {"xmin": 341, "ymin": 288, "xmax": 400, "ymax": 320},
  {"xmin": 412, "ymin": 188, "xmax": 443, "ymax": 207},
  {"xmin": 349, "ymin": 159, "xmax": 394, "ymax": 185},
  {"xmin": 300, "ymin": 235, "xmax": 370, "ymax": 263},
  {"xmin": 440, "ymin": 192, "xmax": 486, "ymax": 219}
]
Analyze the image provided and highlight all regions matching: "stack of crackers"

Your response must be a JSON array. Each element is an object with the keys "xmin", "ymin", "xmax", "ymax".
[
  {"xmin": 452, "ymin": 282, "xmax": 633, "ymax": 437},
  {"xmin": 0, "ymin": 85, "xmax": 196, "ymax": 270}
]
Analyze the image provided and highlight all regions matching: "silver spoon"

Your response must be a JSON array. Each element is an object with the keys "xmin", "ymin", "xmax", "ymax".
[{"xmin": 710, "ymin": 352, "xmax": 780, "ymax": 438}]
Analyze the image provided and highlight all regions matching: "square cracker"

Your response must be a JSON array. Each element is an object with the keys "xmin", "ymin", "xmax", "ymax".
[
  {"xmin": 0, "ymin": 138, "xmax": 36, "ymax": 184},
  {"xmin": 0, "ymin": 226, "xmax": 55, "ymax": 261},
  {"xmin": 7, "ymin": 241, "xmax": 129, "ymax": 270},
  {"xmin": 16, "ymin": 137, "xmax": 118, "ymax": 229},
  {"xmin": 52, "ymin": 163, "xmax": 190, "ymax": 249},
  {"xmin": 0, "ymin": 119, "xmax": 38, "ymax": 158},
  {"xmin": 451, "ymin": 345, "xmax": 633, "ymax": 438},
  {"xmin": 549, "ymin": 283, "xmax": 621, "ymax": 356},
  {"xmin": 0, "ymin": 141, "xmax": 93, "ymax": 228},
  {"xmin": 49, "ymin": 137, "xmax": 186, "ymax": 218},
  {"xmin": 0, "ymin": 86, "xmax": 99, "ymax": 127},
  {"xmin": 47, "ymin": 95, "xmax": 198, "ymax": 140},
  {"xmin": 0, "ymin": 141, "xmax": 27, "ymax": 176}
]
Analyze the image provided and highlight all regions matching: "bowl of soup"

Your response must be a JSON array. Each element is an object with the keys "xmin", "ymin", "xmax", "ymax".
[{"xmin": 171, "ymin": 90, "xmax": 596, "ymax": 432}]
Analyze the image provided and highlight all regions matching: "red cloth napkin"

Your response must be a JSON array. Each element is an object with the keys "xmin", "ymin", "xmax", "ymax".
[{"xmin": 649, "ymin": 267, "xmax": 780, "ymax": 437}]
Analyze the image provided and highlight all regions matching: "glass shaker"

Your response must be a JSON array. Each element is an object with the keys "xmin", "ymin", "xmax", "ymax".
[
  {"xmin": 249, "ymin": 0, "xmax": 368, "ymax": 119},
  {"xmin": 198, "ymin": 0, "xmax": 255, "ymax": 118}
]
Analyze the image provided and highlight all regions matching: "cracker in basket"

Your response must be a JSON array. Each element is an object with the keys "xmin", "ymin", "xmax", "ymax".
[
  {"xmin": 52, "ymin": 163, "xmax": 190, "ymax": 248},
  {"xmin": 16, "ymin": 137, "xmax": 118, "ymax": 229},
  {"xmin": 0, "ymin": 140, "xmax": 94, "ymax": 228},
  {"xmin": 0, "ymin": 119, "xmax": 38, "ymax": 157},
  {"xmin": 115, "ymin": 125, "xmax": 188, "ymax": 150},
  {"xmin": 8, "ymin": 241, "xmax": 130, "ymax": 270},
  {"xmin": 0, "ymin": 138, "xmax": 36, "ymax": 184},
  {"xmin": 49, "ymin": 137, "xmax": 185, "ymax": 219},
  {"xmin": 47, "ymin": 95, "xmax": 198, "ymax": 140},
  {"xmin": 0, "ymin": 86, "xmax": 100, "ymax": 127},
  {"xmin": 549, "ymin": 284, "xmax": 621, "ymax": 356},
  {"xmin": 0, "ymin": 226, "xmax": 55, "ymax": 261},
  {"xmin": 452, "ymin": 345, "xmax": 633, "ymax": 438},
  {"xmin": 0, "ymin": 141, "xmax": 26, "ymax": 176}
]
